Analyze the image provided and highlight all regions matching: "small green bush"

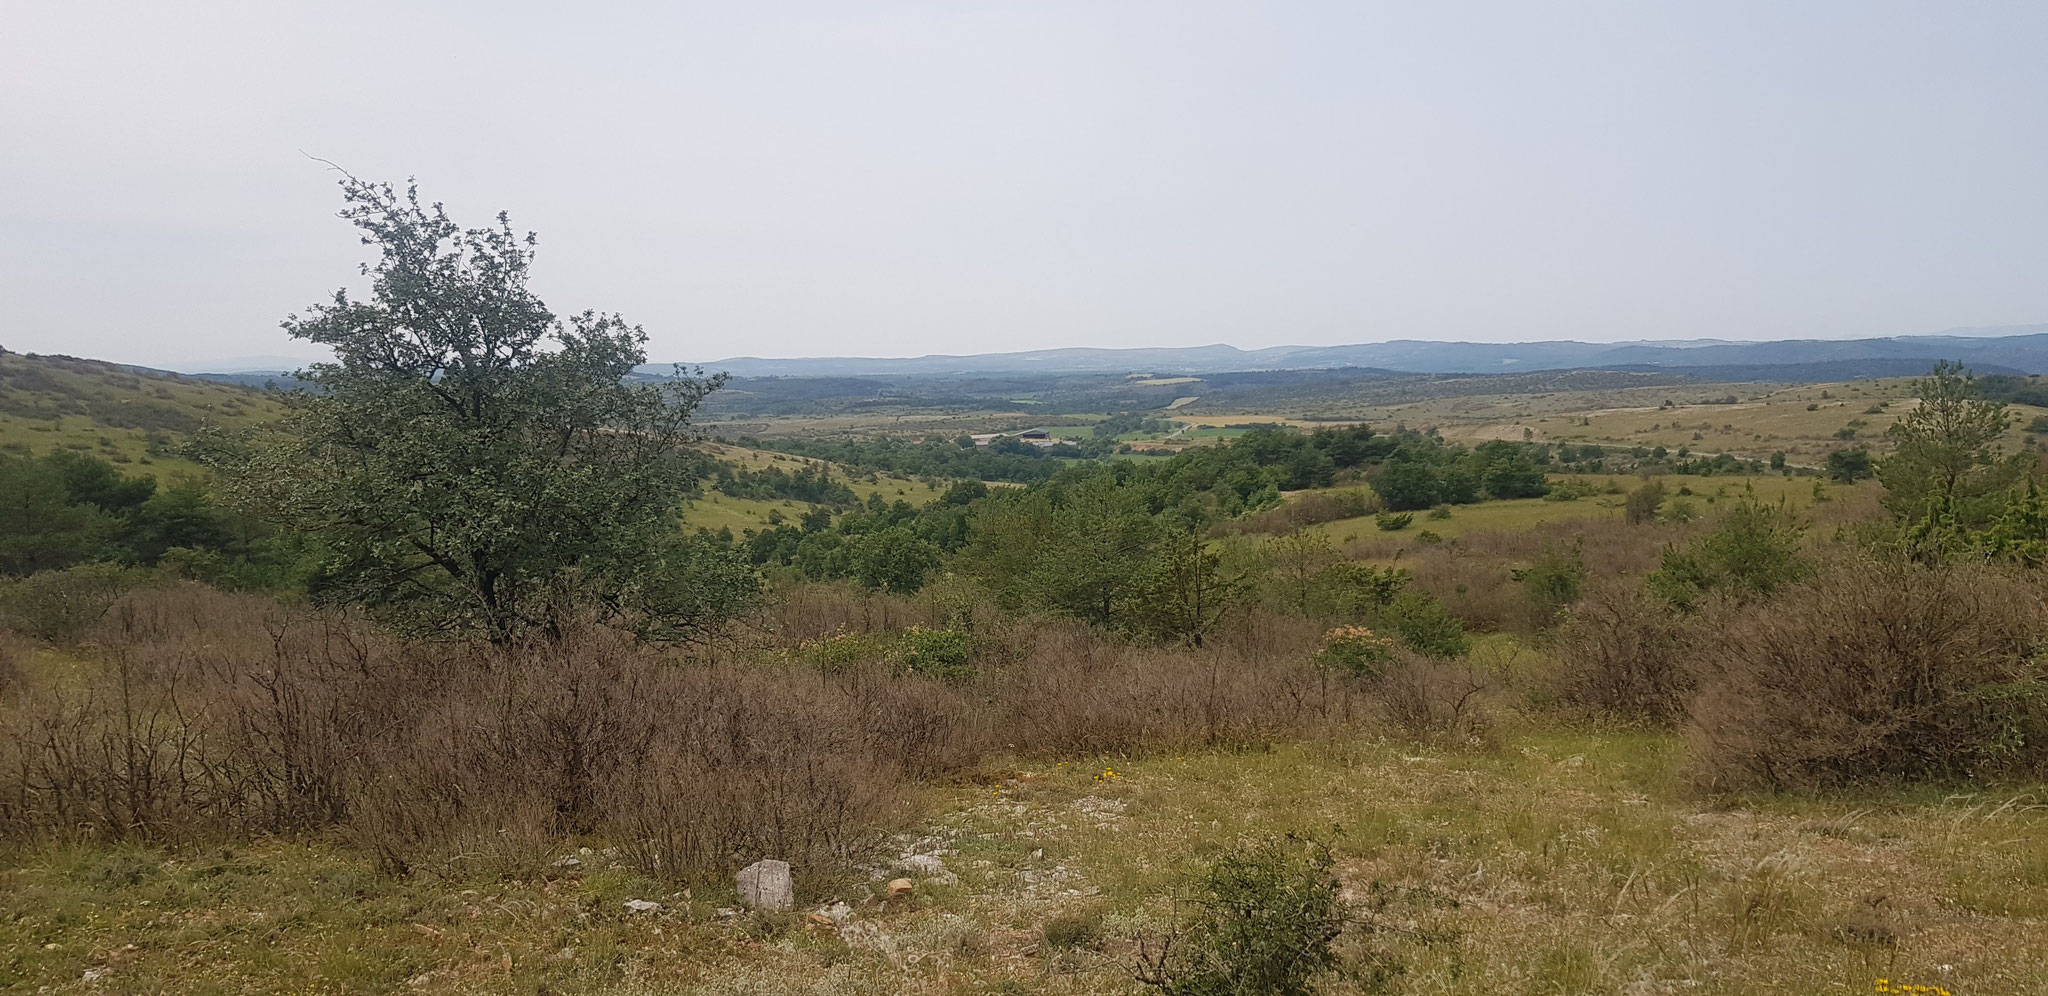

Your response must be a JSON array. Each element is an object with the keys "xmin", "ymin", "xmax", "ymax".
[
  {"xmin": 1381, "ymin": 590, "xmax": 1469, "ymax": 658},
  {"xmin": 1313, "ymin": 625, "xmax": 1399, "ymax": 678},
  {"xmin": 1514, "ymin": 540, "xmax": 1589, "ymax": 626},
  {"xmin": 1374, "ymin": 512, "xmax": 1413, "ymax": 532},
  {"xmin": 1648, "ymin": 495, "xmax": 1805, "ymax": 610},
  {"xmin": 1623, "ymin": 480, "xmax": 1667, "ymax": 525},
  {"xmin": 1132, "ymin": 835, "xmax": 1351, "ymax": 996},
  {"xmin": 889, "ymin": 625, "xmax": 976, "ymax": 681},
  {"xmin": 1042, "ymin": 909, "xmax": 1105, "ymax": 950},
  {"xmin": 794, "ymin": 630, "xmax": 887, "ymax": 672}
]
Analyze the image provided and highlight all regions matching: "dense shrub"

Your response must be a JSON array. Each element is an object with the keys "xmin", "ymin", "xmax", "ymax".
[
  {"xmin": 1512, "ymin": 540, "xmax": 1589, "ymax": 628},
  {"xmin": 1377, "ymin": 657, "xmax": 1494, "ymax": 747},
  {"xmin": 1312, "ymin": 625, "xmax": 1398, "ymax": 678},
  {"xmin": 0, "ymin": 563, "xmax": 152, "ymax": 642},
  {"xmin": 889, "ymin": 625, "xmax": 976, "ymax": 680},
  {"xmin": 1647, "ymin": 496, "xmax": 1806, "ymax": 609},
  {"xmin": 1380, "ymin": 590, "xmax": 1469, "ymax": 658},
  {"xmin": 1623, "ymin": 480, "xmax": 1667, "ymax": 525},
  {"xmin": 1374, "ymin": 511, "xmax": 1414, "ymax": 531},
  {"xmin": 1688, "ymin": 558, "xmax": 2048, "ymax": 791},
  {"xmin": 1547, "ymin": 580, "xmax": 1701, "ymax": 723}
]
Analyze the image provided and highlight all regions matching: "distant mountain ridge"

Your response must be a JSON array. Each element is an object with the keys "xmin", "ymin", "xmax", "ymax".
[{"xmin": 674, "ymin": 324, "xmax": 2048, "ymax": 377}]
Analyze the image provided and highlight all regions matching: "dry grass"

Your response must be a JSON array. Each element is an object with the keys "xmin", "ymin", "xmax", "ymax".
[{"xmin": 6, "ymin": 733, "xmax": 2043, "ymax": 994}]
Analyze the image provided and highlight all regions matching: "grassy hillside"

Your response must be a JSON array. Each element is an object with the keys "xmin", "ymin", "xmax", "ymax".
[
  {"xmin": 684, "ymin": 442, "xmax": 950, "ymax": 534},
  {"xmin": 0, "ymin": 352, "xmax": 929, "ymax": 535},
  {"xmin": 0, "ymin": 350, "xmax": 282, "ymax": 478}
]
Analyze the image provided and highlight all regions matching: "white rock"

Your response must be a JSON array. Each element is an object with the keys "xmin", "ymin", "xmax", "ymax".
[
  {"xmin": 898, "ymin": 853, "xmax": 948, "ymax": 877},
  {"xmin": 737, "ymin": 859, "xmax": 794, "ymax": 911},
  {"xmin": 622, "ymin": 899, "xmax": 662, "ymax": 913},
  {"xmin": 552, "ymin": 855, "xmax": 582, "ymax": 868}
]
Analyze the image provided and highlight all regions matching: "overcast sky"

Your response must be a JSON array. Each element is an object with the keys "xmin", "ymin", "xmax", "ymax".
[{"xmin": 4, "ymin": 2, "xmax": 2047, "ymax": 370}]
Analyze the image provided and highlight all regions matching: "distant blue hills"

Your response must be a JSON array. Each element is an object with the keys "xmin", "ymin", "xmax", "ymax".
[{"xmin": 669, "ymin": 324, "xmax": 2048, "ymax": 378}]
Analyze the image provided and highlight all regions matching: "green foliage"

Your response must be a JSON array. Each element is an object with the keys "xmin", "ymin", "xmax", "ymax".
[
  {"xmin": 847, "ymin": 526, "xmax": 939, "ymax": 594},
  {"xmin": 1514, "ymin": 540, "xmax": 1589, "ymax": 625},
  {"xmin": 713, "ymin": 463, "xmax": 856, "ymax": 505},
  {"xmin": 1373, "ymin": 460, "xmax": 1441, "ymax": 511},
  {"xmin": 1134, "ymin": 527, "xmax": 1244, "ymax": 646},
  {"xmin": 1978, "ymin": 480, "xmax": 2048, "ymax": 569},
  {"xmin": 205, "ymin": 175, "xmax": 749, "ymax": 643},
  {"xmin": 1042, "ymin": 909, "xmax": 1105, "ymax": 950},
  {"xmin": 0, "ymin": 563, "xmax": 150, "ymax": 642},
  {"xmin": 0, "ymin": 455, "xmax": 114, "ymax": 575},
  {"xmin": 1313, "ymin": 625, "xmax": 1399, "ymax": 678},
  {"xmin": 794, "ymin": 630, "xmax": 887, "ymax": 672},
  {"xmin": 1315, "ymin": 563, "xmax": 1410, "ymax": 618},
  {"xmin": 957, "ymin": 472, "xmax": 1162, "ymax": 631},
  {"xmin": 1825, "ymin": 448, "xmax": 1873, "ymax": 483},
  {"xmin": 794, "ymin": 625, "xmax": 977, "ymax": 681},
  {"xmin": 1373, "ymin": 511, "xmax": 1413, "ymax": 531},
  {"xmin": 1541, "ymin": 478, "xmax": 1597, "ymax": 502},
  {"xmin": 1481, "ymin": 454, "xmax": 1550, "ymax": 499},
  {"xmin": 889, "ymin": 625, "xmax": 976, "ymax": 681},
  {"xmin": 1879, "ymin": 362, "xmax": 2021, "ymax": 528},
  {"xmin": 1623, "ymin": 480, "xmax": 1666, "ymax": 525},
  {"xmin": 1133, "ymin": 835, "xmax": 1350, "ymax": 996},
  {"xmin": 1380, "ymin": 590, "xmax": 1469, "ymax": 658},
  {"xmin": 1648, "ymin": 494, "xmax": 1806, "ymax": 609}
]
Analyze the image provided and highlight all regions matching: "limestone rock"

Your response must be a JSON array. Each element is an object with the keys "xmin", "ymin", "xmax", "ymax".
[
  {"xmin": 886, "ymin": 877, "xmax": 914, "ymax": 899},
  {"xmin": 737, "ymin": 859, "xmax": 795, "ymax": 911},
  {"xmin": 622, "ymin": 899, "xmax": 661, "ymax": 913},
  {"xmin": 898, "ymin": 853, "xmax": 948, "ymax": 877}
]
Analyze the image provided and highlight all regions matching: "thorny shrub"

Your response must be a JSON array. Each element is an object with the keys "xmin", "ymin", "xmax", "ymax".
[{"xmin": 1688, "ymin": 557, "xmax": 2048, "ymax": 790}]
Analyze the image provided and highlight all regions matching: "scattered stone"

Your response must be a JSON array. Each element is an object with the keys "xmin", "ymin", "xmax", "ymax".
[
  {"xmin": 82, "ymin": 967, "xmax": 108, "ymax": 982},
  {"xmin": 1030, "ymin": 848, "xmax": 1044, "ymax": 861},
  {"xmin": 898, "ymin": 853, "xmax": 949, "ymax": 877},
  {"xmin": 737, "ymin": 859, "xmax": 795, "ymax": 911},
  {"xmin": 886, "ymin": 878, "xmax": 915, "ymax": 899},
  {"xmin": 714, "ymin": 907, "xmax": 740, "ymax": 920},
  {"xmin": 623, "ymin": 899, "xmax": 662, "ymax": 913},
  {"xmin": 821, "ymin": 901, "xmax": 854, "ymax": 924},
  {"xmin": 551, "ymin": 855, "xmax": 582, "ymax": 869}
]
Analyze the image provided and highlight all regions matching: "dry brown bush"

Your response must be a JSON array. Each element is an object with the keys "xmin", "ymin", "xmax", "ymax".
[
  {"xmin": 1214, "ymin": 489, "xmax": 1382, "ymax": 536},
  {"xmin": 1546, "ymin": 579, "xmax": 1703, "ymax": 723},
  {"xmin": 0, "ymin": 585, "xmax": 978, "ymax": 882},
  {"xmin": 757, "ymin": 581, "xmax": 939, "ymax": 643},
  {"xmin": 988, "ymin": 613, "xmax": 1328, "ymax": 754},
  {"xmin": 0, "ymin": 578, "xmax": 1503, "ymax": 880},
  {"xmin": 1374, "ymin": 656, "xmax": 1497, "ymax": 747},
  {"xmin": 1688, "ymin": 557, "xmax": 2048, "ymax": 791},
  {"xmin": 1341, "ymin": 519, "xmax": 1684, "ymax": 635}
]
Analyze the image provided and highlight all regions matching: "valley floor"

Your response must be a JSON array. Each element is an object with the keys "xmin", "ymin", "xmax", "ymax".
[{"xmin": 6, "ymin": 731, "xmax": 2044, "ymax": 995}]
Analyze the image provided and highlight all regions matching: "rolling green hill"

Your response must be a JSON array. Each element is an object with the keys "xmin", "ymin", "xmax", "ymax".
[
  {"xmin": 0, "ymin": 349, "xmax": 282, "ymax": 478},
  {"xmin": 0, "ymin": 349, "xmax": 941, "ymax": 534}
]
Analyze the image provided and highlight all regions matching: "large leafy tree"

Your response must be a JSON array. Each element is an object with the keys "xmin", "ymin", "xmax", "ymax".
[{"xmin": 210, "ymin": 174, "xmax": 753, "ymax": 642}]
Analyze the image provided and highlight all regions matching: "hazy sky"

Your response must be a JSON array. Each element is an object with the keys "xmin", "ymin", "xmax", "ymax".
[{"xmin": 5, "ymin": 2, "xmax": 2047, "ymax": 370}]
